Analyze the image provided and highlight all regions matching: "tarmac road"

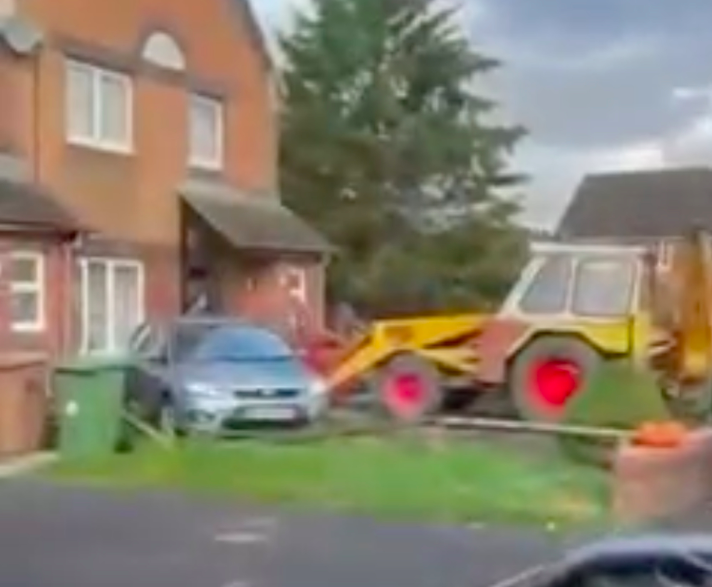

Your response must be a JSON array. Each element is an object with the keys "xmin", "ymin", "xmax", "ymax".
[{"xmin": 0, "ymin": 479, "xmax": 566, "ymax": 587}]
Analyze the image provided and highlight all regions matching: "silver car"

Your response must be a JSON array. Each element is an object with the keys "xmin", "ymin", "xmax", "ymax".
[{"xmin": 126, "ymin": 317, "xmax": 328, "ymax": 434}]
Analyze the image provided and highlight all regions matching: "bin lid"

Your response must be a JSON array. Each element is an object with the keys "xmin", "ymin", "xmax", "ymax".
[{"xmin": 55, "ymin": 354, "xmax": 134, "ymax": 374}]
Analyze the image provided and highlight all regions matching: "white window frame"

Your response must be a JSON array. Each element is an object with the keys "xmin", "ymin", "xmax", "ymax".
[
  {"xmin": 78, "ymin": 257, "xmax": 145, "ymax": 355},
  {"xmin": 9, "ymin": 251, "xmax": 45, "ymax": 333},
  {"xmin": 657, "ymin": 240, "xmax": 674, "ymax": 271},
  {"xmin": 65, "ymin": 59, "xmax": 133, "ymax": 153},
  {"xmin": 282, "ymin": 266, "xmax": 308, "ymax": 304},
  {"xmin": 188, "ymin": 93, "xmax": 224, "ymax": 170}
]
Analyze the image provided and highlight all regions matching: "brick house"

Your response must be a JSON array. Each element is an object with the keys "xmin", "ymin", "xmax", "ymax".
[
  {"xmin": 556, "ymin": 167, "xmax": 712, "ymax": 268},
  {"xmin": 0, "ymin": 0, "xmax": 330, "ymax": 357}
]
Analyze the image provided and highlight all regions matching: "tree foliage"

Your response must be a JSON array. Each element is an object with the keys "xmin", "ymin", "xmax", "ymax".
[{"xmin": 280, "ymin": 0, "xmax": 528, "ymax": 317}]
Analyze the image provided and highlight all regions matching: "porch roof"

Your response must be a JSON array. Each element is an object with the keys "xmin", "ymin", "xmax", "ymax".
[
  {"xmin": 179, "ymin": 179, "xmax": 333, "ymax": 255},
  {"xmin": 0, "ymin": 177, "xmax": 80, "ymax": 232}
]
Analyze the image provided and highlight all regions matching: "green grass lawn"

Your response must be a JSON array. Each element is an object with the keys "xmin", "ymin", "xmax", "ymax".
[{"xmin": 48, "ymin": 434, "xmax": 609, "ymax": 528}]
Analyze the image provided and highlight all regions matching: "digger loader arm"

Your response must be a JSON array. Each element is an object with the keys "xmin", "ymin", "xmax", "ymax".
[{"xmin": 667, "ymin": 228, "xmax": 712, "ymax": 384}]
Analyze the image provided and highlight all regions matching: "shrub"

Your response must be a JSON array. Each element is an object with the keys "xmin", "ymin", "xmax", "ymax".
[{"xmin": 559, "ymin": 360, "xmax": 670, "ymax": 467}]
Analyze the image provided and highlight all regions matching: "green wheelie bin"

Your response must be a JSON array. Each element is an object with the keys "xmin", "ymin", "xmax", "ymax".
[{"xmin": 54, "ymin": 357, "xmax": 129, "ymax": 459}]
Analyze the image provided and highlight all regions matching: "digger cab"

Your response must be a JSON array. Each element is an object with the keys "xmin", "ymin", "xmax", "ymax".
[
  {"xmin": 499, "ymin": 241, "xmax": 645, "ymax": 321},
  {"xmin": 486, "ymin": 241, "xmax": 649, "ymax": 421}
]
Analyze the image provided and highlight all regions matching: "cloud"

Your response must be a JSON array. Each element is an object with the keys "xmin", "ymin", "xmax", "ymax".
[
  {"xmin": 469, "ymin": 0, "xmax": 712, "ymax": 227},
  {"xmin": 517, "ymin": 139, "xmax": 667, "ymax": 229}
]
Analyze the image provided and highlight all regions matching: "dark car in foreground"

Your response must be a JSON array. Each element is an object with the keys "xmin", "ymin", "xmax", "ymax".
[
  {"xmin": 532, "ymin": 533, "xmax": 712, "ymax": 586},
  {"xmin": 125, "ymin": 316, "xmax": 328, "ymax": 434}
]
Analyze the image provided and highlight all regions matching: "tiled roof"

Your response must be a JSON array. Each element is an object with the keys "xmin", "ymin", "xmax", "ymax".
[
  {"xmin": 0, "ymin": 177, "xmax": 79, "ymax": 232},
  {"xmin": 557, "ymin": 167, "xmax": 712, "ymax": 239},
  {"xmin": 180, "ymin": 179, "xmax": 332, "ymax": 254}
]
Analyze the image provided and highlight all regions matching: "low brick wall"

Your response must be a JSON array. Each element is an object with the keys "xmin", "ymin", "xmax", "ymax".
[
  {"xmin": 612, "ymin": 429, "xmax": 712, "ymax": 524},
  {"xmin": 0, "ymin": 353, "xmax": 48, "ymax": 458}
]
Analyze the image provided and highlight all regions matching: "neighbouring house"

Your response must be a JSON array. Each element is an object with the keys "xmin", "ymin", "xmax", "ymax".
[
  {"xmin": 556, "ymin": 167, "xmax": 712, "ymax": 265},
  {"xmin": 0, "ymin": 0, "xmax": 331, "ymax": 357},
  {"xmin": 557, "ymin": 167, "xmax": 712, "ymax": 240}
]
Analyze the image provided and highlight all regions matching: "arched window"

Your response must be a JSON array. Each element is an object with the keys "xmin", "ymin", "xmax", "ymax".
[{"xmin": 141, "ymin": 31, "xmax": 186, "ymax": 71}]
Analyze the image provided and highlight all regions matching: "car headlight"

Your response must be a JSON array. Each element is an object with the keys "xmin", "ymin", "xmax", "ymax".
[
  {"xmin": 308, "ymin": 378, "xmax": 328, "ymax": 398},
  {"xmin": 185, "ymin": 382, "xmax": 223, "ymax": 398}
]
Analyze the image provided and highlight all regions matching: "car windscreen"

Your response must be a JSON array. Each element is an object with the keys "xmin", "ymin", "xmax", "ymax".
[
  {"xmin": 188, "ymin": 325, "xmax": 294, "ymax": 362},
  {"xmin": 570, "ymin": 256, "xmax": 637, "ymax": 318}
]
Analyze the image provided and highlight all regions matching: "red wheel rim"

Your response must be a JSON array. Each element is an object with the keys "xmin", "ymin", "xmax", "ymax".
[
  {"xmin": 384, "ymin": 372, "xmax": 427, "ymax": 419},
  {"xmin": 528, "ymin": 358, "xmax": 581, "ymax": 415}
]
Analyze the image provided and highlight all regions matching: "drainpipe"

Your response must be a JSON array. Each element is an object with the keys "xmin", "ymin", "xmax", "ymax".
[{"xmin": 31, "ymin": 38, "xmax": 41, "ymax": 182}]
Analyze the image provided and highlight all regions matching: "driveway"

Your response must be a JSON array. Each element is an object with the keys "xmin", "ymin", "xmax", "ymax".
[{"xmin": 0, "ymin": 479, "xmax": 566, "ymax": 587}]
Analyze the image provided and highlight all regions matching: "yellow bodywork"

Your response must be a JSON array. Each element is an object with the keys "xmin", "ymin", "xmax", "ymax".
[
  {"xmin": 668, "ymin": 231, "xmax": 712, "ymax": 383},
  {"xmin": 510, "ymin": 318, "xmax": 633, "ymax": 359},
  {"xmin": 323, "ymin": 229, "xmax": 712, "ymax": 400},
  {"xmin": 326, "ymin": 314, "xmax": 634, "ymax": 393},
  {"xmin": 326, "ymin": 314, "xmax": 485, "ymax": 391}
]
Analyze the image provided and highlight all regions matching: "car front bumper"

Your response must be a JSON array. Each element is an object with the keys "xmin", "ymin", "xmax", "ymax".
[{"xmin": 181, "ymin": 394, "xmax": 326, "ymax": 433}]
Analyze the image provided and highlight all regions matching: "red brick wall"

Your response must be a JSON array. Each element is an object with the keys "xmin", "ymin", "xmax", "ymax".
[
  {"xmin": 0, "ymin": 1, "xmax": 327, "ymax": 339},
  {"xmin": 142, "ymin": 244, "xmax": 181, "ymax": 322},
  {"xmin": 12, "ymin": 0, "xmax": 278, "ymax": 247},
  {"xmin": 0, "ymin": 51, "xmax": 32, "ymax": 155},
  {"xmin": 217, "ymin": 253, "xmax": 325, "ymax": 340},
  {"xmin": 613, "ymin": 430, "xmax": 712, "ymax": 523}
]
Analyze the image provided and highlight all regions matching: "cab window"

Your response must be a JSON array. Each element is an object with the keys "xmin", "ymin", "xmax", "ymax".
[
  {"xmin": 519, "ymin": 255, "xmax": 572, "ymax": 315},
  {"xmin": 570, "ymin": 257, "xmax": 636, "ymax": 318}
]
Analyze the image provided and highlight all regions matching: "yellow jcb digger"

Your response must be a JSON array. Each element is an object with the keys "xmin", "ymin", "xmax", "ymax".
[{"xmin": 303, "ymin": 228, "xmax": 712, "ymax": 423}]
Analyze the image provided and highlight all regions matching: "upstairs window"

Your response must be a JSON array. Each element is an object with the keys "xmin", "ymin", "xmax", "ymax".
[
  {"xmin": 189, "ymin": 94, "xmax": 224, "ymax": 169},
  {"xmin": 65, "ymin": 60, "xmax": 133, "ymax": 152}
]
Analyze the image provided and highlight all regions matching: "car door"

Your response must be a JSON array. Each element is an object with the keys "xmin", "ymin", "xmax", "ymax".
[{"xmin": 126, "ymin": 321, "xmax": 171, "ymax": 421}]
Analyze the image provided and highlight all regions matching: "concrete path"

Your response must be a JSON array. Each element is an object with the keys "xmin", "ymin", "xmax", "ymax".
[{"xmin": 0, "ymin": 480, "xmax": 567, "ymax": 587}]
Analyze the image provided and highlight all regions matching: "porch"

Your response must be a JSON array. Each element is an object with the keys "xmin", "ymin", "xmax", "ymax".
[{"xmin": 179, "ymin": 178, "xmax": 332, "ymax": 343}]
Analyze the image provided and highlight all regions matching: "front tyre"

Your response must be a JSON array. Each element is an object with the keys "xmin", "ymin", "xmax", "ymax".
[{"xmin": 371, "ymin": 353, "xmax": 442, "ymax": 423}]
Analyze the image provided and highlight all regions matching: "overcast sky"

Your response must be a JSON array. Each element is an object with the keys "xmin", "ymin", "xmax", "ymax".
[{"xmin": 251, "ymin": 0, "xmax": 712, "ymax": 229}]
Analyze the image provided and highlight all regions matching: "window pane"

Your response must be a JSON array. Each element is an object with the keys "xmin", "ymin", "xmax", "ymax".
[
  {"xmin": 189, "ymin": 95, "xmax": 221, "ymax": 165},
  {"xmin": 113, "ymin": 265, "xmax": 140, "ymax": 350},
  {"xmin": 72, "ymin": 260, "xmax": 83, "ymax": 352},
  {"xmin": 86, "ymin": 262, "xmax": 108, "ymax": 352},
  {"xmin": 99, "ymin": 74, "xmax": 129, "ymax": 145},
  {"xmin": 10, "ymin": 291, "xmax": 38, "ymax": 324},
  {"xmin": 10, "ymin": 256, "xmax": 37, "ymax": 283},
  {"xmin": 519, "ymin": 255, "xmax": 572, "ymax": 314},
  {"xmin": 66, "ymin": 62, "xmax": 94, "ymax": 139},
  {"xmin": 571, "ymin": 258, "xmax": 636, "ymax": 318}
]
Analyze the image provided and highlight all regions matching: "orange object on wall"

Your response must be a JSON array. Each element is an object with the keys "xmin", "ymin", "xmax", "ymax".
[{"xmin": 631, "ymin": 421, "xmax": 689, "ymax": 449}]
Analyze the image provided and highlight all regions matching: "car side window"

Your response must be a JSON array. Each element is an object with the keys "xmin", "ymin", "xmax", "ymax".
[{"xmin": 519, "ymin": 254, "xmax": 572, "ymax": 315}]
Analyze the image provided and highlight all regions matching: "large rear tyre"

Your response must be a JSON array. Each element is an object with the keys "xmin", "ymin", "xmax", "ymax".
[
  {"xmin": 509, "ymin": 336, "xmax": 601, "ymax": 422},
  {"xmin": 371, "ymin": 353, "xmax": 442, "ymax": 423}
]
